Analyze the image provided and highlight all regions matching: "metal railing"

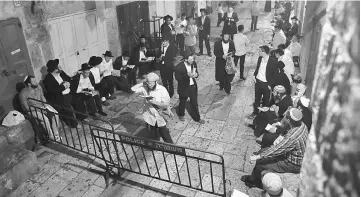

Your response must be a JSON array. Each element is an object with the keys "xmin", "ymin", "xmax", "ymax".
[
  {"xmin": 27, "ymin": 98, "xmax": 226, "ymax": 196},
  {"xmin": 91, "ymin": 127, "xmax": 226, "ymax": 196},
  {"xmin": 27, "ymin": 98, "xmax": 114, "ymax": 159}
]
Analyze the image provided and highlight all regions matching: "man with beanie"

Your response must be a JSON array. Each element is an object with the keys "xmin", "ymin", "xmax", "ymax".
[
  {"xmin": 261, "ymin": 172, "xmax": 294, "ymax": 197},
  {"xmin": 243, "ymin": 108, "xmax": 308, "ymax": 188},
  {"xmin": 131, "ymin": 72, "xmax": 174, "ymax": 143}
]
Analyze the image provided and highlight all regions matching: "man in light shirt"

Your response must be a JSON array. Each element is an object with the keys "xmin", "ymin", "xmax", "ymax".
[
  {"xmin": 272, "ymin": 26, "xmax": 286, "ymax": 49},
  {"xmin": 184, "ymin": 16, "xmax": 198, "ymax": 55},
  {"xmin": 175, "ymin": 13, "xmax": 187, "ymax": 55},
  {"xmin": 233, "ymin": 25, "xmax": 250, "ymax": 80},
  {"xmin": 249, "ymin": 45, "xmax": 278, "ymax": 119},
  {"xmin": 217, "ymin": 3, "xmax": 224, "ymax": 27},
  {"xmin": 88, "ymin": 56, "xmax": 111, "ymax": 106},
  {"xmin": 100, "ymin": 51, "xmax": 119, "ymax": 100},
  {"xmin": 275, "ymin": 48, "xmax": 294, "ymax": 83},
  {"xmin": 131, "ymin": 72, "xmax": 174, "ymax": 143}
]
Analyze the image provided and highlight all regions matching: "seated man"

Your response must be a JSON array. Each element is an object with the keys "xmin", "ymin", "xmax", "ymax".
[
  {"xmin": 88, "ymin": 56, "xmax": 111, "ymax": 106},
  {"xmin": 43, "ymin": 59, "xmax": 77, "ymax": 128},
  {"xmin": 20, "ymin": 76, "xmax": 61, "ymax": 141},
  {"xmin": 243, "ymin": 108, "xmax": 308, "ymax": 188},
  {"xmin": 113, "ymin": 51, "xmax": 134, "ymax": 92},
  {"xmin": 131, "ymin": 72, "xmax": 174, "ymax": 143},
  {"xmin": 250, "ymin": 85, "xmax": 293, "ymax": 138},
  {"xmin": 71, "ymin": 63, "xmax": 107, "ymax": 120},
  {"xmin": 131, "ymin": 43, "xmax": 152, "ymax": 79},
  {"xmin": 294, "ymin": 96, "xmax": 312, "ymax": 131}
]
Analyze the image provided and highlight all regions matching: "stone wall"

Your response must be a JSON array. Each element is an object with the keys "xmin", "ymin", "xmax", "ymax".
[{"xmin": 298, "ymin": 1, "xmax": 360, "ymax": 197}]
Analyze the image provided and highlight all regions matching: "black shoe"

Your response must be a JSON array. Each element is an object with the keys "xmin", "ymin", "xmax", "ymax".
[
  {"xmin": 98, "ymin": 111, "xmax": 107, "ymax": 116},
  {"xmin": 240, "ymin": 77, "xmax": 246, "ymax": 81},
  {"xmin": 197, "ymin": 53, "xmax": 203, "ymax": 56},
  {"xmin": 89, "ymin": 113, "xmax": 97, "ymax": 118},
  {"xmin": 207, "ymin": 53, "xmax": 212, "ymax": 57},
  {"xmin": 107, "ymin": 95, "xmax": 116, "ymax": 100},
  {"xmin": 102, "ymin": 101, "xmax": 110, "ymax": 106}
]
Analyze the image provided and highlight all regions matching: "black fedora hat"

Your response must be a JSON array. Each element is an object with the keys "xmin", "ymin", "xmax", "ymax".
[
  {"xmin": 291, "ymin": 16, "xmax": 298, "ymax": 20},
  {"xmin": 88, "ymin": 56, "xmax": 103, "ymax": 66},
  {"xmin": 200, "ymin": 8, "xmax": 207, "ymax": 13},
  {"xmin": 46, "ymin": 59, "xmax": 60, "ymax": 73},
  {"xmin": 79, "ymin": 63, "xmax": 92, "ymax": 71},
  {"xmin": 103, "ymin": 51, "xmax": 114, "ymax": 57},
  {"xmin": 164, "ymin": 15, "xmax": 173, "ymax": 21}
]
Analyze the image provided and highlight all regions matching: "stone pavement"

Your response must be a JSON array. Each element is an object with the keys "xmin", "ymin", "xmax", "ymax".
[{"xmin": 9, "ymin": 2, "xmax": 299, "ymax": 197}]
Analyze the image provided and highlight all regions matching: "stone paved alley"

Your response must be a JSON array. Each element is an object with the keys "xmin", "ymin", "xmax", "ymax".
[{"xmin": 9, "ymin": 2, "xmax": 299, "ymax": 197}]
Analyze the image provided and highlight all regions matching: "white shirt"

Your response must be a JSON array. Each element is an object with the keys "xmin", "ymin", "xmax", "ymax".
[
  {"xmin": 217, "ymin": 6, "xmax": 224, "ymax": 14},
  {"xmin": 279, "ymin": 55, "xmax": 294, "ymax": 82},
  {"xmin": 272, "ymin": 30, "xmax": 286, "ymax": 49},
  {"xmin": 122, "ymin": 57, "xmax": 128, "ymax": 66},
  {"xmin": 161, "ymin": 45, "xmax": 169, "ymax": 64},
  {"xmin": 222, "ymin": 41, "xmax": 229, "ymax": 56},
  {"xmin": 201, "ymin": 16, "xmax": 206, "ymax": 25},
  {"xmin": 131, "ymin": 82, "xmax": 170, "ymax": 127},
  {"xmin": 100, "ymin": 58, "xmax": 113, "ymax": 77},
  {"xmin": 139, "ymin": 51, "xmax": 146, "ymax": 61},
  {"xmin": 76, "ymin": 75, "xmax": 94, "ymax": 93},
  {"xmin": 287, "ymin": 42, "xmax": 301, "ymax": 57},
  {"xmin": 257, "ymin": 56, "xmax": 269, "ymax": 82},
  {"xmin": 227, "ymin": 12, "xmax": 233, "ymax": 17},
  {"xmin": 184, "ymin": 62, "xmax": 195, "ymax": 85},
  {"xmin": 233, "ymin": 33, "xmax": 250, "ymax": 56},
  {"xmin": 90, "ymin": 66, "xmax": 101, "ymax": 84},
  {"xmin": 175, "ymin": 18, "xmax": 187, "ymax": 34},
  {"xmin": 51, "ymin": 73, "xmax": 70, "ymax": 95}
]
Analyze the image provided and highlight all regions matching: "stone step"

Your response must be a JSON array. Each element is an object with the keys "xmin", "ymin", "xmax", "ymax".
[{"xmin": 0, "ymin": 147, "xmax": 38, "ymax": 197}]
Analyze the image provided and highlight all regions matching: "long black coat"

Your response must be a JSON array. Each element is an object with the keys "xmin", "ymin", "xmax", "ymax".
[
  {"xmin": 214, "ymin": 40, "xmax": 235, "ymax": 82},
  {"xmin": 222, "ymin": 12, "xmax": 239, "ymax": 34},
  {"xmin": 174, "ymin": 61, "xmax": 199, "ymax": 97},
  {"xmin": 161, "ymin": 23, "xmax": 175, "ymax": 43},
  {"xmin": 43, "ymin": 71, "xmax": 72, "ymax": 106},
  {"xmin": 254, "ymin": 56, "xmax": 278, "ymax": 87},
  {"xmin": 157, "ymin": 45, "xmax": 175, "ymax": 80}
]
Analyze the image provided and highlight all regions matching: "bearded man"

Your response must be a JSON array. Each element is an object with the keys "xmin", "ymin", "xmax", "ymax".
[
  {"xmin": 242, "ymin": 108, "xmax": 308, "ymax": 188},
  {"xmin": 131, "ymin": 73, "xmax": 174, "ymax": 143}
]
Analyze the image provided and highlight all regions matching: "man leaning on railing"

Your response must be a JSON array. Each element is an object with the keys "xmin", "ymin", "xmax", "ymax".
[{"xmin": 19, "ymin": 76, "xmax": 61, "ymax": 141}]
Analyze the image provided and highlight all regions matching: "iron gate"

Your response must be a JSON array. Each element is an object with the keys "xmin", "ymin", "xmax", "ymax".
[{"xmin": 27, "ymin": 98, "xmax": 226, "ymax": 196}]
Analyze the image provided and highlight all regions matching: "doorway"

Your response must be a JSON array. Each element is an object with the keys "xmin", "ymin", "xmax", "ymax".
[{"xmin": 0, "ymin": 18, "xmax": 32, "ymax": 119}]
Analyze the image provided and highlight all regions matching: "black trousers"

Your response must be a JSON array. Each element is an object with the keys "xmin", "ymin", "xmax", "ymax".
[
  {"xmin": 261, "ymin": 132, "xmax": 280, "ymax": 148},
  {"xmin": 127, "ymin": 68, "xmax": 137, "ymax": 86},
  {"xmin": 252, "ymin": 110, "xmax": 278, "ymax": 137},
  {"xmin": 234, "ymin": 54, "xmax": 246, "ymax": 78},
  {"xmin": 198, "ymin": 32, "xmax": 211, "ymax": 54},
  {"xmin": 73, "ymin": 93, "xmax": 103, "ymax": 120},
  {"xmin": 219, "ymin": 71, "xmax": 234, "ymax": 94},
  {"xmin": 114, "ymin": 74, "xmax": 131, "ymax": 92},
  {"xmin": 58, "ymin": 94, "xmax": 78, "ymax": 128},
  {"xmin": 176, "ymin": 34, "xmax": 185, "ymax": 52},
  {"xmin": 179, "ymin": 85, "xmax": 201, "ymax": 121},
  {"xmin": 251, "ymin": 16, "xmax": 259, "ymax": 31},
  {"xmin": 249, "ymin": 156, "xmax": 301, "ymax": 186},
  {"xmin": 102, "ymin": 76, "xmax": 115, "ymax": 96},
  {"xmin": 160, "ymin": 69, "xmax": 174, "ymax": 97},
  {"xmin": 94, "ymin": 80, "xmax": 109, "ymax": 98},
  {"xmin": 254, "ymin": 79, "xmax": 271, "ymax": 114},
  {"xmin": 148, "ymin": 123, "xmax": 173, "ymax": 144},
  {"xmin": 217, "ymin": 13, "xmax": 223, "ymax": 26},
  {"xmin": 138, "ymin": 62, "xmax": 150, "ymax": 77}
]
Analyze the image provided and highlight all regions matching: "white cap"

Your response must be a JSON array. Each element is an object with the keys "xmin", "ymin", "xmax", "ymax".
[
  {"xmin": 262, "ymin": 173, "xmax": 283, "ymax": 196},
  {"xmin": 300, "ymin": 97, "xmax": 310, "ymax": 107}
]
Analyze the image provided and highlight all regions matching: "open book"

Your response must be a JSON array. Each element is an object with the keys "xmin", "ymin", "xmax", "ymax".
[
  {"xmin": 112, "ymin": 70, "xmax": 121, "ymax": 77},
  {"xmin": 127, "ymin": 65, "xmax": 135, "ymax": 69}
]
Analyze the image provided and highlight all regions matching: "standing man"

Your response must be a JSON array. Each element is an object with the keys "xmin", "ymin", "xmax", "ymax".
[
  {"xmin": 233, "ymin": 25, "xmax": 250, "ymax": 80},
  {"xmin": 250, "ymin": 1, "xmax": 260, "ymax": 32},
  {"xmin": 175, "ymin": 13, "xmax": 187, "ymax": 55},
  {"xmin": 157, "ymin": 39, "xmax": 175, "ymax": 98},
  {"xmin": 174, "ymin": 53, "xmax": 205, "ymax": 124},
  {"xmin": 184, "ymin": 16, "xmax": 198, "ymax": 55},
  {"xmin": 161, "ymin": 15, "xmax": 176, "ymax": 49},
  {"xmin": 214, "ymin": 33, "xmax": 236, "ymax": 95},
  {"xmin": 197, "ymin": 9, "xmax": 212, "ymax": 57},
  {"xmin": 249, "ymin": 45, "xmax": 278, "ymax": 119},
  {"xmin": 222, "ymin": 6, "xmax": 239, "ymax": 40},
  {"xmin": 131, "ymin": 73, "xmax": 174, "ymax": 143},
  {"xmin": 217, "ymin": 3, "xmax": 224, "ymax": 27},
  {"xmin": 272, "ymin": 26, "xmax": 287, "ymax": 49}
]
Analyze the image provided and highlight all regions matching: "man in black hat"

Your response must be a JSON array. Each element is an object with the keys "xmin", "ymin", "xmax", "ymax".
[
  {"xmin": 161, "ymin": 15, "xmax": 176, "ymax": 50},
  {"xmin": 197, "ymin": 9, "xmax": 212, "ymax": 57},
  {"xmin": 113, "ymin": 51, "xmax": 134, "ymax": 91},
  {"xmin": 157, "ymin": 39, "xmax": 175, "ymax": 98},
  {"xmin": 88, "ymin": 56, "xmax": 112, "ymax": 106},
  {"xmin": 43, "ymin": 59, "xmax": 77, "ymax": 128},
  {"xmin": 71, "ymin": 63, "xmax": 107, "ymax": 119}
]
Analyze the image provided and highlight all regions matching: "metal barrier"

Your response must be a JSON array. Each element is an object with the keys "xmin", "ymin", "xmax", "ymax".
[
  {"xmin": 27, "ymin": 98, "xmax": 114, "ymax": 159},
  {"xmin": 27, "ymin": 98, "xmax": 226, "ymax": 196},
  {"xmin": 91, "ymin": 127, "xmax": 227, "ymax": 197}
]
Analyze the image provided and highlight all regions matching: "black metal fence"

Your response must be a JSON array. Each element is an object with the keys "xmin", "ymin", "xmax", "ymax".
[
  {"xmin": 27, "ymin": 98, "xmax": 226, "ymax": 196},
  {"xmin": 27, "ymin": 98, "xmax": 114, "ymax": 159},
  {"xmin": 91, "ymin": 128, "xmax": 226, "ymax": 196}
]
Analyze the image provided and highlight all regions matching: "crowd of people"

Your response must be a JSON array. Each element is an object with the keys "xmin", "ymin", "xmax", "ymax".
[{"xmin": 17, "ymin": 1, "xmax": 311, "ymax": 195}]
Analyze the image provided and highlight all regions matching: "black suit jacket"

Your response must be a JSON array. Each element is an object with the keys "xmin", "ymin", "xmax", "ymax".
[
  {"xmin": 197, "ymin": 16, "xmax": 211, "ymax": 35},
  {"xmin": 174, "ymin": 61, "xmax": 199, "ymax": 97},
  {"xmin": 113, "ymin": 56, "xmax": 130, "ymax": 74},
  {"xmin": 254, "ymin": 56, "xmax": 278, "ymax": 87},
  {"xmin": 161, "ymin": 23, "xmax": 175, "ymax": 42},
  {"xmin": 222, "ymin": 12, "xmax": 239, "ymax": 34},
  {"xmin": 214, "ymin": 40, "xmax": 235, "ymax": 80},
  {"xmin": 157, "ymin": 44, "xmax": 175, "ymax": 79},
  {"xmin": 43, "ymin": 71, "xmax": 72, "ymax": 105},
  {"xmin": 70, "ymin": 73, "xmax": 96, "ymax": 95}
]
